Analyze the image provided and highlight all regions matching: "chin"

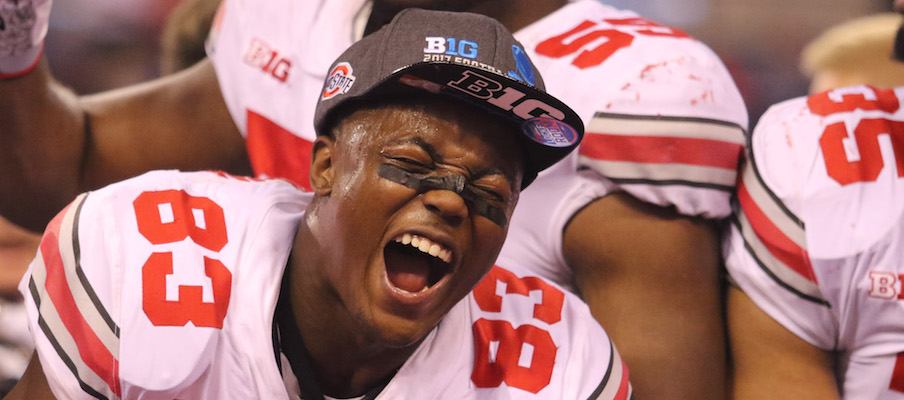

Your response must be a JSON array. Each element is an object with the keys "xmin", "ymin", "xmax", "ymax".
[
  {"xmin": 382, "ymin": 332, "xmax": 429, "ymax": 349},
  {"xmin": 374, "ymin": 317, "xmax": 436, "ymax": 348}
]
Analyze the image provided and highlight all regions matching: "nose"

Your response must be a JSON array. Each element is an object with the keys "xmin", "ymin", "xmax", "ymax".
[{"xmin": 421, "ymin": 189, "xmax": 468, "ymax": 225}]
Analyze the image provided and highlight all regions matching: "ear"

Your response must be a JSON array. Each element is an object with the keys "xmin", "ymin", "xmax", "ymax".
[{"xmin": 309, "ymin": 136, "xmax": 335, "ymax": 195}]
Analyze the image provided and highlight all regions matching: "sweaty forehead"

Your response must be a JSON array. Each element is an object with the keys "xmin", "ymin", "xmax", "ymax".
[
  {"xmin": 384, "ymin": 136, "xmax": 510, "ymax": 177},
  {"xmin": 333, "ymin": 99, "xmax": 525, "ymax": 184},
  {"xmin": 334, "ymin": 97, "xmax": 514, "ymax": 145}
]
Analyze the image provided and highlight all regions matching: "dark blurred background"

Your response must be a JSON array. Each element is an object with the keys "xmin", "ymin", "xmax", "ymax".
[{"xmin": 46, "ymin": 0, "xmax": 894, "ymax": 127}]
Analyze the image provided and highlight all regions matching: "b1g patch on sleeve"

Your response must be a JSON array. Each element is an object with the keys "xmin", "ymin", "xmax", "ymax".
[{"xmin": 523, "ymin": 117, "xmax": 579, "ymax": 147}]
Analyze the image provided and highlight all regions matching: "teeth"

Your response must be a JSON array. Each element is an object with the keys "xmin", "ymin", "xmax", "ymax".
[
  {"xmin": 402, "ymin": 285, "xmax": 430, "ymax": 294},
  {"xmin": 418, "ymin": 239, "xmax": 431, "ymax": 253},
  {"xmin": 393, "ymin": 234, "xmax": 452, "ymax": 264}
]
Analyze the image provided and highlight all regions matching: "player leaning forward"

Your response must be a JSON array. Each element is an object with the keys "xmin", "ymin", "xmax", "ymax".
[
  {"xmin": 725, "ymin": 2, "xmax": 904, "ymax": 399},
  {"xmin": 6, "ymin": 9, "xmax": 631, "ymax": 400}
]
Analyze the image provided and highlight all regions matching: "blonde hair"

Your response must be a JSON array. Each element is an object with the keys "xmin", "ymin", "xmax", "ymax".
[{"xmin": 801, "ymin": 13, "xmax": 904, "ymax": 77}]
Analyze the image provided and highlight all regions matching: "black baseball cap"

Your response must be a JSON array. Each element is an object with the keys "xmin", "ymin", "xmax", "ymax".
[{"xmin": 314, "ymin": 8, "xmax": 584, "ymax": 189}]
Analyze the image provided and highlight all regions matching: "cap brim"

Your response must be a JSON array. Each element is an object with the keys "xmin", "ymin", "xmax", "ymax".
[{"xmin": 368, "ymin": 62, "xmax": 584, "ymax": 188}]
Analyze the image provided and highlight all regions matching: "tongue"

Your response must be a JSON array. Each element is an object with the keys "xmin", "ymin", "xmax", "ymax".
[{"xmin": 385, "ymin": 247, "xmax": 431, "ymax": 293}]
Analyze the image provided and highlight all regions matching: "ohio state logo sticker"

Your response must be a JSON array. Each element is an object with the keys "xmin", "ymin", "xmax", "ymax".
[
  {"xmin": 523, "ymin": 117, "xmax": 578, "ymax": 148},
  {"xmin": 322, "ymin": 62, "xmax": 356, "ymax": 100}
]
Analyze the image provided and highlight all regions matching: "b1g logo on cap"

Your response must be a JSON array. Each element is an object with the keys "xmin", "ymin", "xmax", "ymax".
[
  {"xmin": 523, "ymin": 117, "xmax": 578, "ymax": 147},
  {"xmin": 424, "ymin": 37, "xmax": 478, "ymax": 59},
  {"xmin": 322, "ymin": 62, "xmax": 356, "ymax": 100},
  {"xmin": 448, "ymin": 70, "xmax": 567, "ymax": 121}
]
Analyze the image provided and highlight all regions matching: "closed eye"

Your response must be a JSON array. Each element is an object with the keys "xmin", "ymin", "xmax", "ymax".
[
  {"xmin": 467, "ymin": 184, "xmax": 506, "ymax": 206},
  {"xmin": 388, "ymin": 156, "xmax": 434, "ymax": 173}
]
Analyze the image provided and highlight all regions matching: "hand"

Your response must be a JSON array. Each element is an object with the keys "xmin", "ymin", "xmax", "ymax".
[{"xmin": 0, "ymin": 0, "xmax": 51, "ymax": 77}]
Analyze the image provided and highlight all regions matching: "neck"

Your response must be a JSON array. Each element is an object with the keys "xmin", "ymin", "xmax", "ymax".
[
  {"xmin": 365, "ymin": 0, "xmax": 569, "ymax": 36},
  {"xmin": 286, "ymin": 224, "xmax": 418, "ymax": 398}
]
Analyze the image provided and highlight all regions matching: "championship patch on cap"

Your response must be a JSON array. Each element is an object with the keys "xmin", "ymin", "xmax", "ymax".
[
  {"xmin": 322, "ymin": 62, "xmax": 356, "ymax": 100},
  {"xmin": 507, "ymin": 45, "xmax": 535, "ymax": 86},
  {"xmin": 523, "ymin": 117, "xmax": 579, "ymax": 148}
]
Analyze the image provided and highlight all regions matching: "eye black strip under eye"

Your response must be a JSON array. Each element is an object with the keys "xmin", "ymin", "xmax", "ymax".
[{"xmin": 378, "ymin": 164, "xmax": 507, "ymax": 226}]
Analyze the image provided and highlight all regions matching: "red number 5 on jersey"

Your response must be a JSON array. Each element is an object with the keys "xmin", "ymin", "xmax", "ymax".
[
  {"xmin": 536, "ymin": 18, "xmax": 691, "ymax": 69},
  {"xmin": 133, "ymin": 190, "xmax": 232, "ymax": 329},
  {"xmin": 810, "ymin": 87, "xmax": 904, "ymax": 186}
]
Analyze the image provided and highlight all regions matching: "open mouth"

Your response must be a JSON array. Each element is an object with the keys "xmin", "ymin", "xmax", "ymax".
[{"xmin": 383, "ymin": 233, "xmax": 453, "ymax": 293}]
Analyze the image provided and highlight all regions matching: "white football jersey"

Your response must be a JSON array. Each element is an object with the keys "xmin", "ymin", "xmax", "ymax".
[
  {"xmin": 724, "ymin": 85, "xmax": 904, "ymax": 399},
  {"xmin": 206, "ymin": 0, "xmax": 748, "ymax": 291},
  {"xmin": 20, "ymin": 170, "xmax": 631, "ymax": 399}
]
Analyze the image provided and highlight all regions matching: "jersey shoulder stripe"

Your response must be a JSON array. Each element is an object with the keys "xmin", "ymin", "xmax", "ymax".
[
  {"xmin": 580, "ymin": 112, "xmax": 746, "ymax": 192},
  {"xmin": 588, "ymin": 340, "xmax": 633, "ymax": 400},
  {"xmin": 732, "ymin": 150, "xmax": 827, "ymax": 305},
  {"xmin": 29, "ymin": 193, "xmax": 121, "ymax": 399}
]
